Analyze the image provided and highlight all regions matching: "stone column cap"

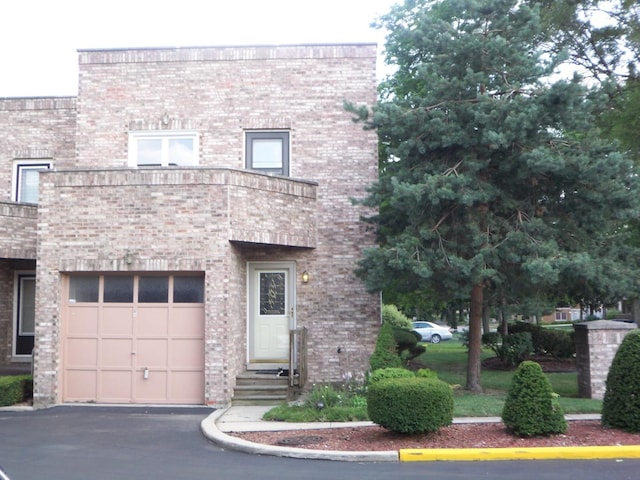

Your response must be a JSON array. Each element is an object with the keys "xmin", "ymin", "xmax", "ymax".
[{"xmin": 574, "ymin": 319, "xmax": 638, "ymax": 330}]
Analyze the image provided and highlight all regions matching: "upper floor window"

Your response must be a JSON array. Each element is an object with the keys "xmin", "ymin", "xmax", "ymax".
[
  {"xmin": 245, "ymin": 131, "xmax": 289, "ymax": 176},
  {"xmin": 128, "ymin": 131, "xmax": 199, "ymax": 167},
  {"xmin": 13, "ymin": 160, "xmax": 52, "ymax": 203}
]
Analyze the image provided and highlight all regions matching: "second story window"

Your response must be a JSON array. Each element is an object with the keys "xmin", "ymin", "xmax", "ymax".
[
  {"xmin": 128, "ymin": 131, "xmax": 198, "ymax": 167},
  {"xmin": 13, "ymin": 161, "xmax": 52, "ymax": 204},
  {"xmin": 245, "ymin": 131, "xmax": 290, "ymax": 176}
]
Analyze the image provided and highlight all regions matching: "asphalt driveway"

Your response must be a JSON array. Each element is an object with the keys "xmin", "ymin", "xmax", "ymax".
[{"xmin": 2, "ymin": 406, "xmax": 640, "ymax": 480}]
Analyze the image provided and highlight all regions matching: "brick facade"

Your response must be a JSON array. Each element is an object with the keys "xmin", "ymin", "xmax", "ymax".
[{"xmin": 0, "ymin": 44, "xmax": 380, "ymax": 407}]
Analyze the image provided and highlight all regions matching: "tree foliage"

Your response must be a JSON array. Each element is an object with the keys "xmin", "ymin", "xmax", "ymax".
[{"xmin": 349, "ymin": 0, "xmax": 640, "ymax": 392}]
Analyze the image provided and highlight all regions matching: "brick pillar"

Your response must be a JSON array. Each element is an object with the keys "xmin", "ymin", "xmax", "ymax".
[{"xmin": 574, "ymin": 320, "xmax": 637, "ymax": 399}]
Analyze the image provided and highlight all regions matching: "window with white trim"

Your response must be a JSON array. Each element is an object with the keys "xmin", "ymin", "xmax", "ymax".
[
  {"xmin": 245, "ymin": 131, "xmax": 290, "ymax": 176},
  {"xmin": 128, "ymin": 131, "xmax": 199, "ymax": 167},
  {"xmin": 13, "ymin": 161, "xmax": 52, "ymax": 203}
]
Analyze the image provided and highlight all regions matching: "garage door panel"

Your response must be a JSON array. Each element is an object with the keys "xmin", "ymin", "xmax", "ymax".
[
  {"xmin": 65, "ymin": 370, "xmax": 98, "ymax": 400},
  {"xmin": 101, "ymin": 339, "xmax": 133, "ymax": 368},
  {"xmin": 137, "ymin": 307, "xmax": 169, "ymax": 336},
  {"xmin": 101, "ymin": 307, "xmax": 134, "ymax": 335},
  {"xmin": 67, "ymin": 307, "xmax": 99, "ymax": 336},
  {"xmin": 171, "ymin": 307, "xmax": 204, "ymax": 336},
  {"xmin": 136, "ymin": 371, "xmax": 168, "ymax": 402},
  {"xmin": 100, "ymin": 371, "xmax": 133, "ymax": 401},
  {"xmin": 170, "ymin": 371, "xmax": 205, "ymax": 403},
  {"xmin": 136, "ymin": 339, "xmax": 169, "ymax": 367},
  {"xmin": 66, "ymin": 338, "xmax": 98, "ymax": 367},
  {"xmin": 171, "ymin": 339, "xmax": 204, "ymax": 367}
]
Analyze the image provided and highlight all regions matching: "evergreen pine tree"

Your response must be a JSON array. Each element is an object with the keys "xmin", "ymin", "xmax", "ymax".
[{"xmin": 349, "ymin": 0, "xmax": 640, "ymax": 392}]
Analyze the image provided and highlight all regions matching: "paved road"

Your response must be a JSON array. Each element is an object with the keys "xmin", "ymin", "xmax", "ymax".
[{"xmin": 1, "ymin": 406, "xmax": 639, "ymax": 480}]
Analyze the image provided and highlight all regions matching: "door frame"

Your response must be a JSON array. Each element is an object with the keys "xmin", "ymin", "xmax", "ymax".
[
  {"xmin": 12, "ymin": 271, "xmax": 35, "ymax": 359},
  {"xmin": 247, "ymin": 261, "xmax": 296, "ymax": 370}
]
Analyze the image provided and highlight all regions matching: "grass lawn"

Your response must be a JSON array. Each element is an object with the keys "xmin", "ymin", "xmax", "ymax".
[{"xmin": 418, "ymin": 335, "xmax": 602, "ymax": 417}]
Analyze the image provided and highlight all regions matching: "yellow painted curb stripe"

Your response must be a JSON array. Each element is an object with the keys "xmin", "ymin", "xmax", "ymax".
[{"xmin": 399, "ymin": 445, "xmax": 640, "ymax": 462}]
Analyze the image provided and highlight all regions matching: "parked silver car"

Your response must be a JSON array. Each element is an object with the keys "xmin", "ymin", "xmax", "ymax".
[{"xmin": 411, "ymin": 321, "xmax": 453, "ymax": 344}]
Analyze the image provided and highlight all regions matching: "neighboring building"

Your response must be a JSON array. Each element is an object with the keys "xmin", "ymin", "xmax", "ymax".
[{"xmin": 0, "ymin": 44, "xmax": 380, "ymax": 408}]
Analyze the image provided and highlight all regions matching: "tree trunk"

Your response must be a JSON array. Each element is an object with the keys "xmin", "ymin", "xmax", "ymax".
[
  {"xmin": 482, "ymin": 296, "xmax": 490, "ymax": 334},
  {"xmin": 632, "ymin": 298, "xmax": 640, "ymax": 324},
  {"xmin": 466, "ymin": 283, "xmax": 483, "ymax": 392}
]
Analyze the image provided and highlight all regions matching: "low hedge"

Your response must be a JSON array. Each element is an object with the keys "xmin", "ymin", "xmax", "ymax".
[
  {"xmin": 0, "ymin": 375, "xmax": 32, "ymax": 407},
  {"xmin": 367, "ymin": 377, "xmax": 453, "ymax": 434}
]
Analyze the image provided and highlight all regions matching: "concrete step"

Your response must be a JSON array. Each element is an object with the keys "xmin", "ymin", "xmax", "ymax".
[
  {"xmin": 233, "ymin": 371, "xmax": 291, "ymax": 406},
  {"xmin": 231, "ymin": 396, "xmax": 288, "ymax": 406},
  {"xmin": 233, "ymin": 385, "xmax": 289, "ymax": 397},
  {"xmin": 235, "ymin": 375, "xmax": 289, "ymax": 387}
]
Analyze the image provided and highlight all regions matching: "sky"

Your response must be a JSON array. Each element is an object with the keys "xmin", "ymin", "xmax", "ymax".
[{"xmin": 0, "ymin": 0, "xmax": 398, "ymax": 97}]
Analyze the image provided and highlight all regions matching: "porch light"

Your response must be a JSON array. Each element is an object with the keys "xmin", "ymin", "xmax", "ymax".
[
  {"xmin": 125, "ymin": 251, "xmax": 134, "ymax": 265},
  {"xmin": 301, "ymin": 270, "xmax": 310, "ymax": 284}
]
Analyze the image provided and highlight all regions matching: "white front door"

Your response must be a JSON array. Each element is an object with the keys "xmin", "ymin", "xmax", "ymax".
[{"xmin": 248, "ymin": 263, "xmax": 294, "ymax": 366}]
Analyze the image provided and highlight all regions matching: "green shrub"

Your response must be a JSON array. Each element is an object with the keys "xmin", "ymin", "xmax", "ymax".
[
  {"xmin": 501, "ymin": 332, "xmax": 534, "ymax": 366},
  {"xmin": 393, "ymin": 327, "xmax": 426, "ymax": 363},
  {"xmin": 368, "ymin": 367, "xmax": 415, "ymax": 384},
  {"xmin": 484, "ymin": 331, "xmax": 534, "ymax": 366},
  {"xmin": 501, "ymin": 361, "xmax": 567, "ymax": 437},
  {"xmin": 369, "ymin": 322, "xmax": 403, "ymax": 371},
  {"xmin": 602, "ymin": 330, "xmax": 640, "ymax": 432},
  {"xmin": 304, "ymin": 384, "xmax": 342, "ymax": 409},
  {"xmin": 509, "ymin": 322, "xmax": 575, "ymax": 358},
  {"xmin": 367, "ymin": 377, "xmax": 453, "ymax": 434},
  {"xmin": 382, "ymin": 304, "xmax": 413, "ymax": 329},
  {"xmin": 415, "ymin": 368, "xmax": 438, "ymax": 379},
  {"xmin": 0, "ymin": 375, "xmax": 31, "ymax": 407}
]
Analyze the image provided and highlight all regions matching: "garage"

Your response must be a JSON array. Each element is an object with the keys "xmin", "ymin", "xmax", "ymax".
[{"xmin": 62, "ymin": 274, "xmax": 205, "ymax": 404}]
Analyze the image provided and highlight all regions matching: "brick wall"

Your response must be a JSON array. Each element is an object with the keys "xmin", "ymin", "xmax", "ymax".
[
  {"xmin": 32, "ymin": 44, "xmax": 380, "ymax": 406},
  {"xmin": 0, "ymin": 202, "xmax": 37, "ymax": 259},
  {"xmin": 0, "ymin": 97, "xmax": 76, "ymax": 202}
]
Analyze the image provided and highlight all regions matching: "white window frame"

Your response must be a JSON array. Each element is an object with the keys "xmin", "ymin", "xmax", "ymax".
[
  {"xmin": 12, "ymin": 160, "xmax": 52, "ymax": 203},
  {"xmin": 245, "ymin": 130, "xmax": 290, "ymax": 176},
  {"xmin": 128, "ymin": 130, "xmax": 199, "ymax": 167}
]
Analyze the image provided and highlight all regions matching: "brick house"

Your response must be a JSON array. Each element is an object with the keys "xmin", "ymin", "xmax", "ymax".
[{"xmin": 0, "ymin": 44, "xmax": 380, "ymax": 408}]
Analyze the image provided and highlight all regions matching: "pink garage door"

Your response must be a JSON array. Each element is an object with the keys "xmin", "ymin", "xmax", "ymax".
[{"xmin": 63, "ymin": 274, "xmax": 205, "ymax": 404}]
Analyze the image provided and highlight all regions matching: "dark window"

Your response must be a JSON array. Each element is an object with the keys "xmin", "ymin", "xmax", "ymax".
[
  {"xmin": 245, "ymin": 131, "xmax": 289, "ymax": 176},
  {"xmin": 104, "ymin": 276, "xmax": 134, "ymax": 303},
  {"xmin": 139, "ymin": 276, "xmax": 169, "ymax": 303},
  {"xmin": 173, "ymin": 276, "xmax": 204, "ymax": 303},
  {"xmin": 69, "ymin": 276, "xmax": 100, "ymax": 302}
]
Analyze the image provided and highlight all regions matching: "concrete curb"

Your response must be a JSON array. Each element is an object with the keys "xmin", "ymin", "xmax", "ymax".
[
  {"xmin": 202, "ymin": 408, "xmax": 640, "ymax": 462},
  {"xmin": 201, "ymin": 408, "xmax": 399, "ymax": 462}
]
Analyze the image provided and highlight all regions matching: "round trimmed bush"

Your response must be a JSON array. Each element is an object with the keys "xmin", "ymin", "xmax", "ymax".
[
  {"xmin": 602, "ymin": 330, "xmax": 640, "ymax": 432},
  {"xmin": 367, "ymin": 377, "xmax": 453, "ymax": 434},
  {"xmin": 501, "ymin": 360, "xmax": 567, "ymax": 437}
]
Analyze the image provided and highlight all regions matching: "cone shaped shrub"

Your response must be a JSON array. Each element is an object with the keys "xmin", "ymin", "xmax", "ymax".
[
  {"xmin": 602, "ymin": 330, "xmax": 640, "ymax": 432},
  {"xmin": 367, "ymin": 377, "xmax": 453, "ymax": 434},
  {"xmin": 501, "ymin": 360, "xmax": 567, "ymax": 437},
  {"xmin": 369, "ymin": 322, "xmax": 403, "ymax": 371}
]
